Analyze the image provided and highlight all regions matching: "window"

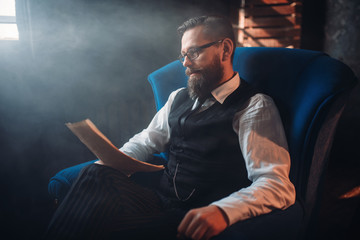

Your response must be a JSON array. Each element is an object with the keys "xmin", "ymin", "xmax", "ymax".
[
  {"xmin": 0, "ymin": 0, "xmax": 19, "ymax": 40},
  {"xmin": 235, "ymin": 0, "xmax": 302, "ymax": 48}
]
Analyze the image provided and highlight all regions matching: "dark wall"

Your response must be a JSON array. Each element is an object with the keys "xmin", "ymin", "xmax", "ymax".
[
  {"xmin": 301, "ymin": 0, "xmax": 360, "ymax": 167},
  {"xmin": 301, "ymin": 0, "xmax": 360, "ymax": 166},
  {"xmin": 0, "ymin": 0, "xmax": 235, "ymax": 238},
  {"xmin": 323, "ymin": 0, "xmax": 360, "ymax": 167}
]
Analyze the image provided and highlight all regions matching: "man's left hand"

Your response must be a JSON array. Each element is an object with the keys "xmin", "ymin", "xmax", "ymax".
[{"xmin": 177, "ymin": 205, "xmax": 228, "ymax": 240}]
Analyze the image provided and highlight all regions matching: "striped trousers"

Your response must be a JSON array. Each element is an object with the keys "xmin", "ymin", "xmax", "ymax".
[{"xmin": 45, "ymin": 164, "xmax": 185, "ymax": 239}]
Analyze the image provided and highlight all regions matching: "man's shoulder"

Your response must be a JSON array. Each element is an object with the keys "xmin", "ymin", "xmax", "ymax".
[
  {"xmin": 170, "ymin": 87, "xmax": 187, "ymax": 101},
  {"xmin": 171, "ymin": 87, "xmax": 193, "ymax": 107},
  {"xmin": 168, "ymin": 87, "xmax": 186, "ymax": 101},
  {"xmin": 165, "ymin": 87, "xmax": 187, "ymax": 109}
]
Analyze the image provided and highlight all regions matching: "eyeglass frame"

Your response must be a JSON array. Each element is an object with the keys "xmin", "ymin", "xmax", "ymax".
[{"xmin": 178, "ymin": 39, "xmax": 224, "ymax": 63}]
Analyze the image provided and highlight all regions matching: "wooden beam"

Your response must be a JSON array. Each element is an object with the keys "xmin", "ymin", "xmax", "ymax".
[
  {"xmin": 242, "ymin": 27, "xmax": 301, "ymax": 38},
  {"xmin": 244, "ymin": 4, "xmax": 302, "ymax": 17},
  {"xmin": 245, "ymin": 16, "xmax": 301, "ymax": 27},
  {"xmin": 241, "ymin": 37, "xmax": 300, "ymax": 48}
]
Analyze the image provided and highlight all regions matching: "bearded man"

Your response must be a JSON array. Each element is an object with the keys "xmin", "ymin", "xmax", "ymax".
[{"xmin": 45, "ymin": 15, "xmax": 295, "ymax": 240}]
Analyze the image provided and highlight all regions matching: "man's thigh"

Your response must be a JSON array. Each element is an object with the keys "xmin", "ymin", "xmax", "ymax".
[{"xmin": 45, "ymin": 164, "xmax": 180, "ymax": 239}]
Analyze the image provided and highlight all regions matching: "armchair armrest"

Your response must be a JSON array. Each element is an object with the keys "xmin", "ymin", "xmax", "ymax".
[{"xmin": 48, "ymin": 160, "xmax": 97, "ymax": 203}]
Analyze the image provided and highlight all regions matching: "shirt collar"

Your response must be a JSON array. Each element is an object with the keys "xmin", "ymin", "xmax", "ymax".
[{"xmin": 211, "ymin": 72, "xmax": 241, "ymax": 104}]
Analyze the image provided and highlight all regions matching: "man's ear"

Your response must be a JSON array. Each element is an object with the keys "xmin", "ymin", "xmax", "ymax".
[{"xmin": 222, "ymin": 38, "xmax": 234, "ymax": 62}]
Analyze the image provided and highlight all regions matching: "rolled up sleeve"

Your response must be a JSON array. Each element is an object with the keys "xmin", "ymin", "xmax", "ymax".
[{"xmin": 211, "ymin": 93, "xmax": 296, "ymax": 225}]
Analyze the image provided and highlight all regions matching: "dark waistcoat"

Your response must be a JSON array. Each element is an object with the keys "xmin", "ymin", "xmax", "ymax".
[{"xmin": 158, "ymin": 81, "xmax": 258, "ymax": 209}]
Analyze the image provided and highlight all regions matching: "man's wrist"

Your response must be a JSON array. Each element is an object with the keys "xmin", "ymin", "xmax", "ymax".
[{"xmin": 214, "ymin": 205, "xmax": 230, "ymax": 227}]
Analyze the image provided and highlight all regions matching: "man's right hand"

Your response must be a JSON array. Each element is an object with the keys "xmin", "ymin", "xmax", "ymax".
[{"xmin": 177, "ymin": 205, "xmax": 228, "ymax": 240}]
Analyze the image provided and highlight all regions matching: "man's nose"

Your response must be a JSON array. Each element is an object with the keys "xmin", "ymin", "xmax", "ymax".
[{"xmin": 182, "ymin": 56, "xmax": 192, "ymax": 68}]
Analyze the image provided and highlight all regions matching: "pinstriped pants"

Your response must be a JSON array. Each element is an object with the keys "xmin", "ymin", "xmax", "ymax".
[{"xmin": 45, "ymin": 164, "xmax": 185, "ymax": 239}]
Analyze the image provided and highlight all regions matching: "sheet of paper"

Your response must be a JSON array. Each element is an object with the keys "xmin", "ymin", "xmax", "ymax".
[{"xmin": 66, "ymin": 119, "xmax": 164, "ymax": 176}]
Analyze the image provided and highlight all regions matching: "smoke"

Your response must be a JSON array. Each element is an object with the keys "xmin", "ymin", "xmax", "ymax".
[
  {"xmin": 1, "ymin": 0, "xmax": 231, "ymax": 179},
  {"xmin": 0, "ymin": 0, "xmax": 232, "ymax": 237},
  {"xmin": 1, "ymin": 0, "xmax": 231, "ymax": 164}
]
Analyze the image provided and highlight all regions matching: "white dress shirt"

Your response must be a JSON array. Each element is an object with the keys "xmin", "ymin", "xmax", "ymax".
[{"xmin": 120, "ymin": 73, "xmax": 296, "ymax": 225}]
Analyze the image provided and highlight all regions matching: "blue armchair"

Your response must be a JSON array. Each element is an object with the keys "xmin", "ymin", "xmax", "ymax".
[{"xmin": 48, "ymin": 47, "xmax": 357, "ymax": 239}]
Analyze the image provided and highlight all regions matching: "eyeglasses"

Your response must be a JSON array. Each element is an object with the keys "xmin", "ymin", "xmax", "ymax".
[{"xmin": 178, "ymin": 39, "xmax": 223, "ymax": 63}]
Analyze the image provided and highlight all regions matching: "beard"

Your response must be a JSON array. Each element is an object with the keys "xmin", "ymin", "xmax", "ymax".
[{"xmin": 186, "ymin": 54, "xmax": 224, "ymax": 102}]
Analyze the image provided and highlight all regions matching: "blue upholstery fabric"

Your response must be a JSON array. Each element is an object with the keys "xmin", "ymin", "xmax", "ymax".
[
  {"xmin": 148, "ymin": 60, "xmax": 188, "ymax": 111},
  {"xmin": 49, "ymin": 47, "xmax": 357, "ymax": 238},
  {"xmin": 48, "ymin": 160, "xmax": 97, "ymax": 202},
  {"xmin": 232, "ymin": 48, "xmax": 357, "ymax": 199}
]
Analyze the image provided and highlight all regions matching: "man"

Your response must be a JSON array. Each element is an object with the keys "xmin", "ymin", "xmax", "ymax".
[{"xmin": 46, "ymin": 15, "xmax": 295, "ymax": 240}]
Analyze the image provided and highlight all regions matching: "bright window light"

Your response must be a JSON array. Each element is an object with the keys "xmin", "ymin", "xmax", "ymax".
[
  {"xmin": 0, "ymin": 23, "xmax": 18, "ymax": 40},
  {"xmin": 0, "ymin": 0, "xmax": 19, "ymax": 40},
  {"xmin": 0, "ymin": 0, "xmax": 16, "ymax": 16}
]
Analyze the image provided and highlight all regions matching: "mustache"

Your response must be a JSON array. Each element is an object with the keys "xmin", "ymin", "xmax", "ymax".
[{"xmin": 185, "ymin": 68, "xmax": 202, "ymax": 76}]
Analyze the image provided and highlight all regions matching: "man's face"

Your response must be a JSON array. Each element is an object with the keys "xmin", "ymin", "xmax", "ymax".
[{"xmin": 181, "ymin": 26, "xmax": 224, "ymax": 101}]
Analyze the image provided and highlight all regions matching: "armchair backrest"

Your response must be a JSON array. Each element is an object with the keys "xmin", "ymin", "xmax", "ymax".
[{"xmin": 148, "ymin": 47, "xmax": 357, "ymax": 213}]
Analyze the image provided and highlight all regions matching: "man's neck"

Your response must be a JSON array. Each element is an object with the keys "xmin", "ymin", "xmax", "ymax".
[{"xmin": 219, "ymin": 64, "xmax": 235, "ymax": 85}]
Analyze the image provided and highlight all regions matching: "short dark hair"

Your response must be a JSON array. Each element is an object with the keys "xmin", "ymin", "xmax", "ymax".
[{"xmin": 177, "ymin": 15, "xmax": 236, "ymax": 62}]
